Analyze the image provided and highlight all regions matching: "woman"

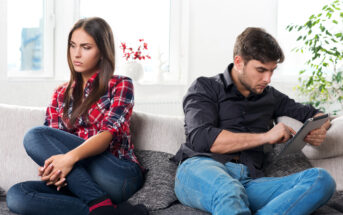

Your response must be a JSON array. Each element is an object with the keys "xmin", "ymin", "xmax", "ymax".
[{"xmin": 6, "ymin": 17, "xmax": 147, "ymax": 215}]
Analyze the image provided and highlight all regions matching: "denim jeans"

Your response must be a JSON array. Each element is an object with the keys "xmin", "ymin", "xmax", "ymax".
[
  {"xmin": 175, "ymin": 156, "xmax": 336, "ymax": 215},
  {"xmin": 6, "ymin": 126, "xmax": 143, "ymax": 215}
]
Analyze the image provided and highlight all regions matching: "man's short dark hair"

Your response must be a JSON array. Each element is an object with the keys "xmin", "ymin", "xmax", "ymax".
[{"xmin": 233, "ymin": 27, "xmax": 284, "ymax": 64}]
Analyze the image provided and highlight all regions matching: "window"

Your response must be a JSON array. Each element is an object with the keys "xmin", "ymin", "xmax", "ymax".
[
  {"xmin": 0, "ymin": 0, "xmax": 187, "ymax": 83},
  {"xmin": 5, "ymin": 0, "xmax": 54, "ymax": 78},
  {"xmin": 79, "ymin": 0, "xmax": 185, "ymax": 83}
]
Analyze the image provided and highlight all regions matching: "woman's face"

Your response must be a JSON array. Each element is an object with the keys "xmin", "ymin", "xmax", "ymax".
[{"xmin": 69, "ymin": 28, "xmax": 101, "ymax": 77}]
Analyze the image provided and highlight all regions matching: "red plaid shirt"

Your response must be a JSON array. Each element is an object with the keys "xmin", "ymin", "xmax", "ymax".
[{"xmin": 44, "ymin": 72, "xmax": 139, "ymax": 165}]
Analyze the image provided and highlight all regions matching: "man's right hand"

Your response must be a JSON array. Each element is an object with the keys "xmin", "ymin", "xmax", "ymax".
[{"xmin": 266, "ymin": 122, "xmax": 296, "ymax": 144}]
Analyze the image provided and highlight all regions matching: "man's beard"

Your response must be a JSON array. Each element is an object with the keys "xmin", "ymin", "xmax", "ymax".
[{"xmin": 238, "ymin": 67, "xmax": 262, "ymax": 95}]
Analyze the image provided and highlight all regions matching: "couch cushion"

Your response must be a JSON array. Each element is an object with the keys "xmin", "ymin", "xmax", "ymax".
[
  {"xmin": 302, "ymin": 115, "xmax": 343, "ymax": 160},
  {"xmin": 264, "ymin": 151, "xmax": 313, "ymax": 177},
  {"xmin": 130, "ymin": 112, "xmax": 185, "ymax": 155},
  {"xmin": 128, "ymin": 150, "xmax": 178, "ymax": 211},
  {"xmin": 0, "ymin": 187, "xmax": 5, "ymax": 199},
  {"xmin": 150, "ymin": 202, "xmax": 210, "ymax": 215}
]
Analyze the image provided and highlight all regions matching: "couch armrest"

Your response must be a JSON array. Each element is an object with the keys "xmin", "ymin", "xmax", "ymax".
[
  {"xmin": 302, "ymin": 115, "xmax": 343, "ymax": 160},
  {"xmin": 0, "ymin": 104, "xmax": 44, "ymax": 191},
  {"xmin": 277, "ymin": 115, "xmax": 343, "ymax": 160}
]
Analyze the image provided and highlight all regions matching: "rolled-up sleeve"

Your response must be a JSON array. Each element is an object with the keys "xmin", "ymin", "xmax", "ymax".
[
  {"xmin": 99, "ymin": 78, "xmax": 134, "ymax": 136},
  {"xmin": 44, "ymin": 87, "xmax": 62, "ymax": 128},
  {"xmin": 184, "ymin": 77, "xmax": 222, "ymax": 153}
]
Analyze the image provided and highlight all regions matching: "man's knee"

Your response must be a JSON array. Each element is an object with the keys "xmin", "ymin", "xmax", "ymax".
[
  {"xmin": 305, "ymin": 168, "xmax": 336, "ymax": 197},
  {"xmin": 175, "ymin": 158, "xmax": 249, "ymax": 213}
]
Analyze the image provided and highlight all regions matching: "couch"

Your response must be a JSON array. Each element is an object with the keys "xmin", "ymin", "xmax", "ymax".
[{"xmin": 1, "ymin": 103, "xmax": 343, "ymax": 214}]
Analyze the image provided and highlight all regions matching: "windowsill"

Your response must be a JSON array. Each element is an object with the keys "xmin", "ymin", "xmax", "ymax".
[
  {"xmin": 4, "ymin": 77, "xmax": 66, "ymax": 82},
  {"xmin": 134, "ymin": 79, "xmax": 187, "ymax": 87}
]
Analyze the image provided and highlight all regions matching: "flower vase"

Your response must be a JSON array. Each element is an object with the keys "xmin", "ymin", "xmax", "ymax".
[{"xmin": 123, "ymin": 61, "xmax": 144, "ymax": 82}]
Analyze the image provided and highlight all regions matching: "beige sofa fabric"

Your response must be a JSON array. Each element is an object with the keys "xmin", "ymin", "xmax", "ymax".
[
  {"xmin": 0, "ymin": 104, "xmax": 185, "ymax": 191},
  {"xmin": 1, "ymin": 103, "xmax": 342, "ymax": 192}
]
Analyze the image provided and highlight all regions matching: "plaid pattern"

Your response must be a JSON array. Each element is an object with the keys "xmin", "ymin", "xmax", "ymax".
[{"xmin": 44, "ymin": 72, "xmax": 139, "ymax": 165}]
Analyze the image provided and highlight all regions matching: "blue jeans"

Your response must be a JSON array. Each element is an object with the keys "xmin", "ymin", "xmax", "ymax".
[
  {"xmin": 175, "ymin": 156, "xmax": 336, "ymax": 215},
  {"xmin": 6, "ymin": 126, "xmax": 143, "ymax": 215}
]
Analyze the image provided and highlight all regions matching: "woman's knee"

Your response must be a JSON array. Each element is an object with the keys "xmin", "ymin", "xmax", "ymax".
[
  {"xmin": 89, "ymin": 163, "xmax": 143, "ymax": 203},
  {"xmin": 23, "ymin": 126, "xmax": 50, "ymax": 153},
  {"xmin": 6, "ymin": 183, "xmax": 29, "ymax": 214}
]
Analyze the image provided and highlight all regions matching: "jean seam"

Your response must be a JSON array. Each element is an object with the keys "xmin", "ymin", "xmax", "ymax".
[
  {"xmin": 283, "ymin": 169, "xmax": 321, "ymax": 215},
  {"xmin": 19, "ymin": 183, "xmax": 85, "ymax": 206}
]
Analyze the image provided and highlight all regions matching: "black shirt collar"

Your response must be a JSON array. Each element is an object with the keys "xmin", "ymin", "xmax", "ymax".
[
  {"xmin": 223, "ymin": 63, "xmax": 234, "ymax": 89},
  {"xmin": 223, "ymin": 63, "xmax": 267, "ymax": 99}
]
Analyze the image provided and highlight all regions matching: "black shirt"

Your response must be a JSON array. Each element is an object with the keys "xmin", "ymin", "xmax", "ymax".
[{"xmin": 174, "ymin": 63, "xmax": 319, "ymax": 178}]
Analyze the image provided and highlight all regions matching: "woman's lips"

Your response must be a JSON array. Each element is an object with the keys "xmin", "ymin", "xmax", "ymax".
[{"xmin": 73, "ymin": 61, "xmax": 82, "ymax": 66}]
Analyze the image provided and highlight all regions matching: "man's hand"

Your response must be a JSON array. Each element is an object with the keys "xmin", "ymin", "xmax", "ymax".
[
  {"xmin": 305, "ymin": 114, "xmax": 331, "ymax": 146},
  {"xmin": 265, "ymin": 122, "xmax": 296, "ymax": 144},
  {"xmin": 38, "ymin": 154, "xmax": 76, "ymax": 190},
  {"xmin": 304, "ymin": 125, "xmax": 328, "ymax": 146}
]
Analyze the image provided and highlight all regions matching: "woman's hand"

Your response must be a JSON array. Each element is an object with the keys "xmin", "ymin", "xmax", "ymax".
[{"xmin": 39, "ymin": 153, "xmax": 77, "ymax": 190}]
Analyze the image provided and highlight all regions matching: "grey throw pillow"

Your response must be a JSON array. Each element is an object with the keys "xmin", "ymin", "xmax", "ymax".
[
  {"xmin": 264, "ymin": 150, "xmax": 313, "ymax": 177},
  {"xmin": 0, "ymin": 187, "xmax": 5, "ymax": 199},
  {"xmin": 128, "ymin": 150, "xmax": 178, "ymax": 211}
]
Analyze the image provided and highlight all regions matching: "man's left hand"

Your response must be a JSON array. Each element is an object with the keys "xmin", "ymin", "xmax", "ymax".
[
  {"xmin": 305, "ymin": 116, "xmax": 330, "ymax": 146},
  {"xmin": 304, "ymin": 126, "xmax": 327, "ymax": 146}
]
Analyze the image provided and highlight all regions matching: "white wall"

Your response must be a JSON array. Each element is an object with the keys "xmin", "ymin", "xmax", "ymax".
[
  {"xmin": 187, "ymin": 0, "xmax": 278, "ymax": 82},
  {"xmin": 0, "ymin": 0, "xmax": 291, "ymax": 116}
]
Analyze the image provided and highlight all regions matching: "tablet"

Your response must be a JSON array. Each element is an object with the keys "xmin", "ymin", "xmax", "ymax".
[{"xmin": 277, "ymin": 114, "xmax": 329, "ymax": 157}]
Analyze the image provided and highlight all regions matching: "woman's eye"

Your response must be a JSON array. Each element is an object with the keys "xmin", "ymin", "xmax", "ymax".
[{"xmin": 83, "ymin": 46, "xmax": 91, "ymax": 50}]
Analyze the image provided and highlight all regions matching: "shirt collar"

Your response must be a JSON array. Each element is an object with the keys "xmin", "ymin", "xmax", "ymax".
[
  {"xmin": 87, "ymin": 71, "xmax": 100, "ymax": 85},
  {"xmin": 223, "ymin": 63, "xmax": 234, "ymax": 89},
  {"xmin": 222, "ymin": 63, "xmax": 267, "ymax": 99}
]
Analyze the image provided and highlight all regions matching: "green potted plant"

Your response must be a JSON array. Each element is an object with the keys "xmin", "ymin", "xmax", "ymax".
[{"xmin": 286, "ymin": 0, "xmax": 343, "ymax": 114}]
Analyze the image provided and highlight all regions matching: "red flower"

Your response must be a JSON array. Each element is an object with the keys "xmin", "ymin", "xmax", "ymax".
[
  {"xmin": 120, "ymin": 39, "xmax": 151, "ymax": 61},
  {"xmin": 120, "ymin": 42, "xmax": 126, "ymax": 52}
]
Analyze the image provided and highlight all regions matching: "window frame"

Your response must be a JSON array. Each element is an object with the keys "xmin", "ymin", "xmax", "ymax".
[
  {"xmin": 0, "ymin": 0, "xmax": 189, "ymax": 85},
  {"xmin": 75, "ymin": 0, "xmax": 189, "ymax": 84},
  {"xmin": 4, "ymin": 0, "xmax": 55, "ymax": 79}
]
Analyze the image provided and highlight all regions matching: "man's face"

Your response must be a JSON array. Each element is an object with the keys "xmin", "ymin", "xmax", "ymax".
[{"xmin": 237, "ymin": 59, "xmax": 277, "ymax": 95}]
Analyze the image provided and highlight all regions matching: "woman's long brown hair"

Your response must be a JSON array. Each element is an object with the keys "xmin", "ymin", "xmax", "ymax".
[{"xmin": 63, "ymin": 17, "xmax": 115, "ymax": 127}]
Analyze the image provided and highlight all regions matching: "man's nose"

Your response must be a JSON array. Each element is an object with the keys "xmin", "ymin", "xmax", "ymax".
[{"xmin": 263, "ymin": 72, "xmax": 272, "ymax": 83}]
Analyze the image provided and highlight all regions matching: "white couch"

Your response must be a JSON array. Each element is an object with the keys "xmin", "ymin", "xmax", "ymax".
[
  {"xmin": 0, "ymin": 103, "xmax": 185, "ymax": 192},
  {"xmin": 1, "ymin": 103, "xmax": 343, "ymax": 193}
]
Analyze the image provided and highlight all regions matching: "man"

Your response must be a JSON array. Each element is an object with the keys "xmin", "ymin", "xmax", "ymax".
[{"xmin": 173, "ymin": 27, "xmax": 336, "ymax": 215}]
